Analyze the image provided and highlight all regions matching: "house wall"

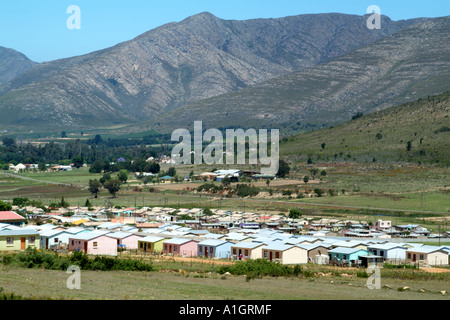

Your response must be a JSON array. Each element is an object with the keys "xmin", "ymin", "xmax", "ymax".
[
  {"xmin": 0, "ymin": 235, "xmax": 39, "ymax": 251},
  {"xmin": 427, "ymin": 252, "xmax": 449, "ymax": 266},
  {"xmin": 139, "ymin": 240, "xmax": 165, "ymax": 253},
  {"xmin": 198, "ymin": 243, "xmax": 232, "ymax": 259},
  {"xmin": 179, "ymin": 241, "xmax": 198, "ymax": 257},
  {"xmin": 264, "ymin": 247, "xmax": 308, "ymax": 265},
  {"xmin": 231, "ymin": 246, "xmax": 264, "ymax": 260},
  {"xmin": 307, "ymin": 247, "xmax": 329, "ymax": 260},
  {"xmin": 118, "ymin": 235, "xmax": 142, "ymax": 250},
  {"xmin": 69, "ymin": 236, "xmax": 117, "ymax": 256}
]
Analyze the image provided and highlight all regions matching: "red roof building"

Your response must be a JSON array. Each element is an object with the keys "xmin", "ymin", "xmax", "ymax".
[{"xmin": 0, "ymin": 211, "xmax": 26, "ymax": 226}]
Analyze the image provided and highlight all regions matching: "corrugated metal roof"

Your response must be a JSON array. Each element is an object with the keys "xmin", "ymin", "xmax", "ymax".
[
  {"xmin": 263, "ymin": 242, "xmax": 298, "ymax": 251},
  {"xmin": 328, "ymin": 247, "xmax": 367, "ymax": 254},
  {"xmin": 163, "ymin": 237, "xmax": 196, "ymax": 245},
  {"xmin": 0, "ymin": 229, "xmax": 40, "ymax": 236},
  {"xmin": 198, "ymin": 239, "xmax": 229, "ymax": 246},
  {"xmin": 140, "ymin": 236, "xmax": 167, "ymax": 243},
  {"xmin": 231, "ymin": 241, "xmax": 265, "ymax": 249}
]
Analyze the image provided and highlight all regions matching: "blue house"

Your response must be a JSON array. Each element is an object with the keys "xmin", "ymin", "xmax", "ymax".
[
  {"xmin": 197, "ymin": 239, "xmax": 232, "ymax": 259},
  {"xmin": 328, "ymin": 247, "xmax": 368, "ymax": 266}
]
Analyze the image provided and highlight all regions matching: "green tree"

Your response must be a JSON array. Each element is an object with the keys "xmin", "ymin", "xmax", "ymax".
[
  {"xmin": 303, "ymin": 176, "xmax": 310, "ymax": 184},
  {"xmin": 0, "ymin": 200, "xmax": 12, "ymax": 211},
  {"xmin": 89, "ymin": 160, "xmax": 104, "ymax": 174},
  {"xmin": 289, "ymin": 209, "xmax": 302, "ymax": 220},
  {"xmin": 167, "ymin": 167, "xmax": 177, "ymax": 177},
  {"xmin": 38, "ymin": 163, "xmax": 47, "ymax": 172},
  {"xmin": 406, "ymin": 141, "xmax": 412, "ymax": 152},
  {"xmin": 320, "ymin": 170, "xmax": 327, "ymax": 177},
  {"xmin": 88, "ymin": 179, "xmax": 102, "ymax": 198},
  {"xmin": 309, "ymin": 168, "xmax": 319, "ymax": 179},
  {"xmin": 99, "ymin": 173, "xmax": 112, "ymax": 187},
  {"xmin": 72, "ymin": 155, "xmax": 84, "ymax": 169},
  {"xmin": 104, "ymin": 179, "xmax": 122, "ymax": 198},
  {"xmin": 117, "ymin": 169, "xmax": 129, "ymax": 183},
  {"xmin": 276, "ymin": 160, "xmax": 290, "ymax": 178}
]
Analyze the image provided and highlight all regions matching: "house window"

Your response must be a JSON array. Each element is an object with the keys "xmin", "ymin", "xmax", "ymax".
[
  {"xmin": 54, "ymin": 238, "xmax": 58, "ymax": 243},
  {"xmin": 29, "ymin": 237, "xmax": 35, "ymax": 245},
  {"xmin": 343, "ymin": 255, "xmax": 347, "ymax": 260},
  {"xmin": 174, "ymin": 246, "xmax": 177, "ymax": 253},
  {"xmin": 199, "ymin": 246, "xmax": 203, "ymax": 252},
  {"xmin": 6, "ymin": 237, "xmax": 13, "ymax": 245},
  {"xmin": 164, "ymin": 244, "xmax": 167, "ymax": 251},
  {"xmin": 232, "ymin": 248, "xmax": 236, "ymax": 255},
  {"xmin": 93, "ymin": 242, "xmax": 98, "ymax": 248},
  {"xmin": 210, "ymin": 247, "xmax": 213, "ymax": 254},
  {"xmin": 264, "ymin": 251, "xmax": 268, "ymax": 258},
  {"xmin": 275, "ymin": 252, "xmax": 280, "ymax": 259},
  {"xmin": 407, "ymin": 253, "xmax": 411, "ymax": 259},
  {"xmin": 71, "ymin": 240, "xmax": 74, "ymax": 246},
  {"xmin": 420, "ymin": 255, "xmax": 424, "ymax": 260},
  {"xmin": 244, "ymin": 250, "xmax": 249, "ymax": 256}
]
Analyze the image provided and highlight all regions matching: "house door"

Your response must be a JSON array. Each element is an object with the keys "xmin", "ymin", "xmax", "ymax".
[
  {"xmin": 21, "ymin": 237, "xmax": 26, "ymax": 251},
  {"xmin": 84, "ymin": 242, "xmax": 88, "ymax": 253},
  {"xmin": 269, "ymin": 251, "xmax": 273, "ymax": 261},
  {"xmin": 205, "ymin": 246, "xmax": 208, "ymax": 258},
  {"xmin": 413, "ymin": 254, "xmax": 417, "ymax": 262},
  {"xmin": 169, "ymin": 245, "xmax": 172, "ymax": 254},
  {"xmin": 46, "ymin": 238, "xmax": 49, "ymax": 249}
]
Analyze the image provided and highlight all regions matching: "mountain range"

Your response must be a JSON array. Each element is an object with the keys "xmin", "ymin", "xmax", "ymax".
[
  {"xmin": 0, "ymin": 12, "xmax": 448, "ymax": 134},
  {"xmin": 0, "ymin": 12, "xmax": 431, "ymax": 131},
  {"xmin": 0, "ymin": 46, "xmax": 36, "ymax": 85}
]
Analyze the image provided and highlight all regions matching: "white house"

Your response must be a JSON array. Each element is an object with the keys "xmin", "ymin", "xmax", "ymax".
[
  {"xmin": 406, "ymin": 246, "xmax": 449, "ymax": 266},
  {"xmin": 262, "ymin": 243, "xmax": 308, "ymax": 265},
  {"xmin": 368, "ymin": 243, "xmax": 408, "ymax": 261}
]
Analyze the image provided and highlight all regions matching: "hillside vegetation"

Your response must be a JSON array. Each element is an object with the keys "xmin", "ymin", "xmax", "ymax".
[{"xmin": 280, "ymin": 90, "xmax": 450, "ymax": 165}]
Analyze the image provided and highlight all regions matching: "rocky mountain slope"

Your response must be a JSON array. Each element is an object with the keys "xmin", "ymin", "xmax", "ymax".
[
  {"xmin": 0, "ymin": 12, "xmax": 423, "ymax": 129},
  {"xmin": 0, "ymin": 46, "xmax": 36, "ymax": 85},
  {"xmin": 152, "ymin": 16, "xmax": 450, "ymax": 134}
]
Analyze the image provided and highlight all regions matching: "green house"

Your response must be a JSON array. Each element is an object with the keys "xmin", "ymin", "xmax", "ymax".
[
  {"xmin": 138, "ymin": 235, "xmax": 167, "ymax": 254},
  {"xmin": 328, "ymin": 247, "xmax": 368, "ymax": 267},
  {"xmin": 0, "ymin": 229, "xmax": 40, "ymax": 251}
]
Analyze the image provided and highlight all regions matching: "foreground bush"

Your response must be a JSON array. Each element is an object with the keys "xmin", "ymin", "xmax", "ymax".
[
  {"xmin": 218, "ymin": 259, "xmax": 303, "ymax": 278},
  {"xmin": 1, "ymin": 248, "xmax": 153, "ymax": 272}
]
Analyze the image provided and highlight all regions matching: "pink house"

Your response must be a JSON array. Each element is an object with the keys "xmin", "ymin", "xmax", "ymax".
[
  {"xmin": 108, "ymin": 232, "xmax": 143, "ymax": 250},
  {"xmin": 68, "ymin": 232, "xmax": 117, "ymax": 256},
  {"xmin": 162, "ymin": 238, "xmax": 198, "ymax": 257}
]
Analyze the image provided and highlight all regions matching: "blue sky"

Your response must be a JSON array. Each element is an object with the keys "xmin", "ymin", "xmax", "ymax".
[{"xmin": 0, "ymin": 0, "xmax": 448, "ymax": 62}]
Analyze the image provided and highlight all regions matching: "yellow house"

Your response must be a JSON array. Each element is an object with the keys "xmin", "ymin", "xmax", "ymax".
[{"xmin": 0, "ymin": 229, "xmax": 40, "ymax": 251}]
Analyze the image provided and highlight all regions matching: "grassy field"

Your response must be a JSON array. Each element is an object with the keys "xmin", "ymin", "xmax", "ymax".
[{"xmin": 0, "ymin": 263, "xmax": 449, "ymax": 300}]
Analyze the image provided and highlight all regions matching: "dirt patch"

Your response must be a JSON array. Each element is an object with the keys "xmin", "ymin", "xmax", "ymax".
[{"xmin": 421, "ymin": 267, "xmax": 450, "ymax": 274}]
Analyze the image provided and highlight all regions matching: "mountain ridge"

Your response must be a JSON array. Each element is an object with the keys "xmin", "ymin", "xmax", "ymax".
[{"xmin": 0, "ymin": 12, "xmax": 426, "ymax": 130}]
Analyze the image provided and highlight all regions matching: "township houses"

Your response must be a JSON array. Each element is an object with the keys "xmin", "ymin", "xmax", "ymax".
[
  {"xmin": 262, "ymin": 243, "xmax": 308, "ymax": 265},
  {"xmin": 162, "ymin": 238, "xmax": 198, "ymax": 257},
  {"xmin": 108, "ymin": 232, "xmax": 143, "ymax": 250},
  {"xmin": 0, "ymin": 229, "xmax": 40, "ymax": 251},
  {"xmin": 198, "ymin": 239, "xmax": 232, "ymax": 259},
  {"xmin": 405, "ymin": 246, "xmax": 449, "ymax": 266},
  {"xmin": 40, "ymin": 227, "xmax": 87, "ymax": 250},
  {"xmin": 297, "ymin": 243, "xmax": 333, "ymax": 264},
  {"xmin": 367, "ymin": 243, "xmax": 408, "ymax": 261},
  {"xmin": 0, "ymin": 211, "xmax": 25, "ymax": 226},
  {"xmin": 231, "ymin": 241, "xmax": 266, "ymax": 260},
  {"xmin": 68, "ymin": 232, "xmax": 118, "ymax": 256},
  {"xmin": 328, "ymin": 247, "xmax": 368, "ymax": 267},
  {"xmin": 138, "ymin": 236, "xmax": 168, "ymax": 254}
]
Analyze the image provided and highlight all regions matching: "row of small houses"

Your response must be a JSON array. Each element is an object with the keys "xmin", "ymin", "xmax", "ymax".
[{"xmin": 1, "ymin": 221, "xmax": 449, "ymax": 267}]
